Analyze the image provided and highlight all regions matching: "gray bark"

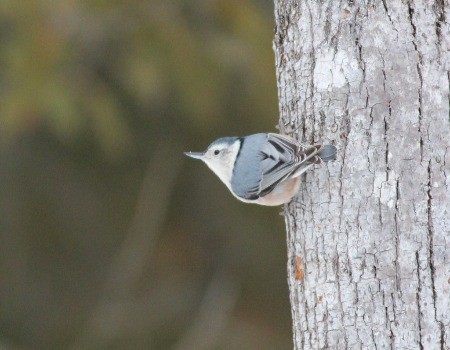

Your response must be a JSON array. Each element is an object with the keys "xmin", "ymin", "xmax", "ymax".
[{"xmin": 273, "ymin": 1, "xmax": 450, "ymax": 349}]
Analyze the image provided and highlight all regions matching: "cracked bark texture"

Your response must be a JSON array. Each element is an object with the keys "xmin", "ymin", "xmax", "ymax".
[{"xmin": 273, "ymin": 1, "xmax": 449, "ymax": 349}]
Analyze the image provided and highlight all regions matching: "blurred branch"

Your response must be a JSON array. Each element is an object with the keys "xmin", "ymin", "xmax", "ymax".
[
  {"xmin": 104, "ymin": 144, "xmax": 183, "ymax": 299},
  {"xmin": 72, "ymin": 141, "xmax": 183, "ymax": 349},
  {"xmin": 172, "ymin": 270, "xmax": 238, "ymax": 350}
]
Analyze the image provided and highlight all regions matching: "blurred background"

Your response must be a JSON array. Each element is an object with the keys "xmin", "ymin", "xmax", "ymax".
[{"xmin": 0, "ymin": 1, "xmax": 292, "ymax": 349}]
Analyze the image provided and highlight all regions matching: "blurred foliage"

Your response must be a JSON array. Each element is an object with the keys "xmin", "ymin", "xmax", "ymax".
[{"xmin": 0, "ymin": 1, "xmax": 291, "ymax": 349}]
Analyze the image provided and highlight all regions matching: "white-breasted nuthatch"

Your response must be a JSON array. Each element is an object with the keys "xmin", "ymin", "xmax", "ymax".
[{"xmin": 185, "ymin": 133, "xmax": 336, "ymax": 206}]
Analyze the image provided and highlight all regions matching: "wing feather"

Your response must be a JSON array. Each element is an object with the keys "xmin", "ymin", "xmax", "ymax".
[
  {"xmin": 258, "ymin": 134, "xmax": 322, "ymax": 196},
  {"xmin": 231, "ymin": 133, "xmax": 323, "ymax": 200}
]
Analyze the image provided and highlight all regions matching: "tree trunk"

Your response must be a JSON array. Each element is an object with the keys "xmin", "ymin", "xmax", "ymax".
[{"xmin": 273, "ymin": 1, "xmax": 449, "ymax": 349}]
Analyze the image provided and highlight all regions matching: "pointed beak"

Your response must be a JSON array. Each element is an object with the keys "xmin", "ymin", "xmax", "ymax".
[{"xmin": 184, "ymin": 151, "xmax": 204, "ymax": 160}]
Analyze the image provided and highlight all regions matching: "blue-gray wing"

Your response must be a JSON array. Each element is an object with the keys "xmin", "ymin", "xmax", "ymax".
[
  {"xmin": 231, "ymin": 133, "xmax": 322, "ymax": 200},
  {"xmin": 231, "ymin": 134, "xmax": 267, "ymax": 200},
  {"xmin": 259, "ymin": 134, "xmax": 322, "ymax": 196}
]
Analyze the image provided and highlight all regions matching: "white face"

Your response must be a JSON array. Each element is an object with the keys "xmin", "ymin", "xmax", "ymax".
[
  {"xmin": 185, "ymin": 138, "xmax": 241, "ymax": 189},
  {"xmin": 203, "ymin": 143, "xmax": 232, "ymax": 164},
  {"xmin": 201, "ymin": 141, "xmax": 240, "ymax": 187}
]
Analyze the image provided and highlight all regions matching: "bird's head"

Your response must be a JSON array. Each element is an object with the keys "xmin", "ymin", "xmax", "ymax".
[{"xmin": 184, "ymin": 137, "xmax": 241, "ymax": 186}]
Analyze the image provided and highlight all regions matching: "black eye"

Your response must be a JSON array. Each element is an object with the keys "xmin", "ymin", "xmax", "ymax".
[{"xmin": 214, "ymin": 150, "xmax": 220, "ymax": 155}]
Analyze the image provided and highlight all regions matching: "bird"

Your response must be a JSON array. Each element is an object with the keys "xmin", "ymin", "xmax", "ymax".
[{"xmin": 185, "ymin": 133, "xmax": 336, "ymax": 206}]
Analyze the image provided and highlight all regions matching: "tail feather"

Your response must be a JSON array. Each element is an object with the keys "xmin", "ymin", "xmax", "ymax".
[
  {"xmin": 317, "ymin": 144, "xmax": 337, "ymax": 162},
  {"xmin": 292, "ymin": 144, "xmax": 337, "ymax": 178},
  {"xmin": 309, "ymin": 155, "xmax": 322, "ymax": 164}
]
